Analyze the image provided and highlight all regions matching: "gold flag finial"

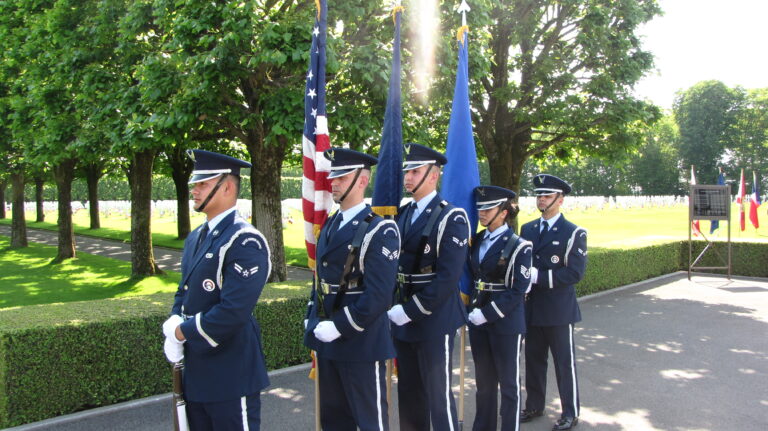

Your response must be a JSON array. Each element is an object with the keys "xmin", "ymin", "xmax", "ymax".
[
  {"xmin": 456, "ymin": 25, "xmax": 469, "ymax": 44},
  {"xmin": 392, "ymin": 5, "xmax": 405, "ymax": 24},
  {"xmin": 314, "ymin": 0, "xmax": 321, "ymax": 19}
]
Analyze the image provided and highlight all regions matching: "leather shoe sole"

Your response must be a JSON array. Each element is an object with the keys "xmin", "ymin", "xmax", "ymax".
[
  {"xmin": 552, "ymin": 416, "xmax": 578, "ymax": 430},
  {"xmin": 520, "ymin": 409, "xmax": 544, "ymax": 423}
]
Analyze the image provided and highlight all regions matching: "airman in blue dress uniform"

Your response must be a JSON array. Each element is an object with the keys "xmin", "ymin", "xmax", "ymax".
[
  {"xmin": 162, "ymin": 150, "xmax": 271, "ymax": 431},
  {"xmin": 519, "ymin": 174, "xmax": 587, "ymax": 431},
  {"xmin": 467, "ymin": 186, "xmax": 532, "ymax": 431},
  {"xmin": 387, "ymin": 143, "xmax": 470, "ymax": 431},
  {"xmin": 304, "ymin": 148, "xmax": 400, "ymax": 431}
]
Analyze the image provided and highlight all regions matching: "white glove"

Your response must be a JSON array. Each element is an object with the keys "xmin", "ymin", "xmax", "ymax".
[
  {"xmin": 468, "ymin": 308, "xmax": 488, "ymax": 326},
  {"xmin": 164, "ymin": 336, "xmax": 184, "ymax": 363},
  {"xmin": 304, "ymin": 319, "xmax": 308, "ymax": 330},
  {"xmin": 387, "ymin": 304, "xmax": 412, "ymax": 326},
  {"xmin": 162, "ymin": 315, "xmax": 184, "ymax": 340},
  {"xmin": 314, "ymin": 321, "xmax": 342, "ymax": 342},
  {"xmin": 530, "ymin": 267, "xmax": 539, "ymax": 284}
]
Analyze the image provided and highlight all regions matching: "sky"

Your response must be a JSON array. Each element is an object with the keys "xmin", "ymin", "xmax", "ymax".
[{"xmin": 633, "ymin": 0, "xmax": 768, "ymax": 110}]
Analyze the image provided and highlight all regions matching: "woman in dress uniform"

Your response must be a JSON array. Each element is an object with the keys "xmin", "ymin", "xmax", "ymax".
[{"xmin": 467, "ymin": 185, "xmax": 532, "ymax": 431}]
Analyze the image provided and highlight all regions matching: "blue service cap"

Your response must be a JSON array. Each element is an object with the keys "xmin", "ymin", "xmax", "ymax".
[
  {"xmin": 187, "ymin": 149, "xmax": 251, "ymax": 184},
  {"xmin": 324, "ymin": 148, "xmax": 378, "ymax": 179},
  {"xmin": 402, "ymin": 143, "xmax": 448, "ymax": 171},
  {"xmin": 474, "ymin": 185, "xmax": 517, "ymax": 210},
  {"xmin": 533, "ymin": 174, "xmax": 572, "ymax": 196}
]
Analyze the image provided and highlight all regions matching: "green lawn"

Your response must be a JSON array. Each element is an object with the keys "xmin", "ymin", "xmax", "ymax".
[
  {"xmin": 1, "ymin": 201, "xmax": 765, "ymax": 266},
  {"xmin": 0, "ymin": 234, "xmax": 310, "ymax": 309}
]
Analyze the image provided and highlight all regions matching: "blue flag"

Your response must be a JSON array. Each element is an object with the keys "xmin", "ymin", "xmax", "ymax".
[
  {"xmin": 441, "ymin": 29, "xmax": 480, "ymax": 304},
  {"xmin": 710, "ymin": 172, "xmax": 726, "ymax": 233},
  {"xmin": 371, "ymin": 8, "xmax": 404, "ymax": 217}
]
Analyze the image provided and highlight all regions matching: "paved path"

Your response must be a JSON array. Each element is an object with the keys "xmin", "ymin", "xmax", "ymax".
[
  {"xmin": 0, "ymin": 225, "xmax": 312, "ymax": 280},
  {"xmin": 4, "ymin": 272, "xmax": 767, "ymax": 430}
]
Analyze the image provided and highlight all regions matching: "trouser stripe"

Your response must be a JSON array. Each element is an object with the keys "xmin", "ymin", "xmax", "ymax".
[
  {"xmin": 569, "ymin": 324, "xmax": 578, "ymax": 417},
  {"xmin": 445, "ymin": 334, "xmax": 455, "ymax": 431},
  {"xmin": 240, "ymin": 396, "xmax": 249, "ymax": 431}
]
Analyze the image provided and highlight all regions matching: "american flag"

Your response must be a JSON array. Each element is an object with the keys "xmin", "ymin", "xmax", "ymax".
[{"xmin": 301, "ymin": 0, "xmax": 332, "ymax": 270}]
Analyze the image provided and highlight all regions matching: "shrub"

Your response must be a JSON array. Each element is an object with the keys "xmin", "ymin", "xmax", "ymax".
[{"xmin": 0, "ymin": 292, "xmax": 310, "ymax": 427}]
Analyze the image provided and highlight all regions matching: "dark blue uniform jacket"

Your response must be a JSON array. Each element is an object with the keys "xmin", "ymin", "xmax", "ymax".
[
  {"xmin": 520, "ymin": 215, "xmax": 587, "ymax": 327},
  {"xmin": 392, "ymin": 194, "xmax": 469, "ymax": 342},
  {"xmin": 468, "ymin": 229, "xmax": 532, "ymax": 335},
  {"xmin": 171, "ymin": 212, "xmax": 270, "ymax": 403},
  {"xmin": 304, "ymin": 206, "xmax": 400, "ymax": 362}
]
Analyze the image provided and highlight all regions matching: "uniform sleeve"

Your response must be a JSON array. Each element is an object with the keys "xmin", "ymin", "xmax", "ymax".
[
  {"xmin": 480, "ymin": 242, "xmax": 531, "ymax": 323},
  {"xmin": 180, "ymin": 233, "xmax": 270, "ymax": 350},
  {"xmin": 333, "ymin": 221, "xmax": 400, "ymax": 338},
  {"xmin": 403, "ymin": 209, "xmax": 470, "ymax": 322},
  {"xmin": 546, "ymin": 228, "xmax": 587, "ymax": 289}
]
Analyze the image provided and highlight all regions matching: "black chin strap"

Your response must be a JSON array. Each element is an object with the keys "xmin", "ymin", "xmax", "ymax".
[
  {"xmin": 539, "ymin": 192, "xmax": 561, "ymax": 215},
  {"xmin": 195, "ymin": 175, "xmax": 228, "ymax": 213},
  {"xmin": 409, "ymin": 164, "xmax": 434, "ymax": 196},
  {"xmin": 337, "ymin": 169, "xmax": 363, "ymax": 204},
  {"xmin": 486, "ymin": 201, "xmax": 508, "ymax": 228}
]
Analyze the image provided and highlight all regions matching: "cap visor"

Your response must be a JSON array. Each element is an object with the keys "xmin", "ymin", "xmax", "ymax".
[{"xmin": 188, "ymin": 173, "xmax": 223, "ymax": 184}]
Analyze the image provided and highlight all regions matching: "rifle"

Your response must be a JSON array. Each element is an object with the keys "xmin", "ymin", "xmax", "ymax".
[{"xmin": 172, "ymin": 362, "xmax": 189, "ymax": 431}]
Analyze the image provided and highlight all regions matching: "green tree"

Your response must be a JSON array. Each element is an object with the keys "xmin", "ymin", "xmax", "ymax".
[
  {"xmin": 629, "ymin": 115, "xmax": 683, "ymax": 195},
  {"xmin": 726, "ymin": 88, "xmax": 768, "ymax": 191},
  {"xmin": 673, "ymin": 80, "xmax": 742, "ymax": 185},
  {"xmin": 455, "ymin": 0, "xmax": 661, "ymax": 202}
]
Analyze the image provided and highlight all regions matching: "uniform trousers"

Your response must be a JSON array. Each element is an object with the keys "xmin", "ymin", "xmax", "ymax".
[
  {"xmin": 469, "ymin": 329, "xmax": 522, "ymax": 431},
  {"xmin": 394, "ymin": 333, "xmax": 459, "ymax": 431},
  {"xmin": 524, "ymin": 324, "xmax": 580, "ymax": 418},
  {"xmin": 317, "ymin": 356, "xmax": 389, "ymax": 431},
  {"xmin": 186, "ymin": 393, "xmax": 261, "ymax": 431}
]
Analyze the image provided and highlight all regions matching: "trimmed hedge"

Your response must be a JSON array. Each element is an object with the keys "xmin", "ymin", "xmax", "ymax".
[
  {"xmin": 1, "ymin": 240, "xmax": 766, "ymax": 426},
  {"xmin": 0, "ymin": 291, "xmax": 309, "ymax": 428}
]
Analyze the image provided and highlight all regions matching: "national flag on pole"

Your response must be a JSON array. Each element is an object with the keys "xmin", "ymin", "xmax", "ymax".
[
  {"xmin": 737, "ymin": 169, "xmax": 746, "ymax": 231},
  {"xmin": 710, "ymin": 170, "xmax": 725, "ymax": 233},
  {"xmin": 371, "ymin": 6, "xmax": 404, "ymax": 217},
  {"xmin": 441, "ymin": 25, "xmax": 481, "ymax": 305},
  {"xmin": 302, "ymin": 0, "xmax": 333, "ymax": 271},
  {"xmin": 690, "ymin": 166, "xmax": 701, "ymax": 236},
  {"xmin": 749, "ymin": 171, "xmax": 761, "ymax": 228}
]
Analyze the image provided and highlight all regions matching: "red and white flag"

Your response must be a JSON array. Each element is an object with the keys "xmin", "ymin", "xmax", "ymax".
[
  {"xmin": 690, "ymin": 166, "xmax": 701, "ymax": 236},
  {"xmin": 749, "ymin": 171, "xmax": 761, "ymax": 228},
  {"xmin": 737, "ymin": 169, "xmax": 746, "ymax": 231},
  {"xmin": 301, "ymin": 0, "xmax": 333, "ymax": 270}
]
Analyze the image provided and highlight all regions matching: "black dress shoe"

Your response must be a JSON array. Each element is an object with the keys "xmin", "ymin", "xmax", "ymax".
[
  {"xmin": 552, "ymin": 416, "xmax": 578, "ymax": 430},
  {"xmin": 520, "ymin": 409, "xmax": 544, "ymax": 423}
]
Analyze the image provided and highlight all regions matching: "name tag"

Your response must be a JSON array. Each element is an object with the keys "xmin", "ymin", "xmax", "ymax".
[{"xmin": 552, "ymin": 241, "xmax": 560, "ymax": 245}]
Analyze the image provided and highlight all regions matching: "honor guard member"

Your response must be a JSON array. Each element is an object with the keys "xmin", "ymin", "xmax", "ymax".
[
  {"xmin": 519, "ymin": 174, "xmax": 587, "ymax": 431},
  {"xmin": 303, "ymin": 148, "xmax": 400, "ymax": 431},
  {"xmin": 387, "ymin": 143, "xmax": 470, "ymax": 431},
  {"xmin": 162, "ymin": 150, "xmax": 270, "ymax": 431},
  {"xmin": 467, "ymin": 186, "xmax": 532, "ymax": 431}
]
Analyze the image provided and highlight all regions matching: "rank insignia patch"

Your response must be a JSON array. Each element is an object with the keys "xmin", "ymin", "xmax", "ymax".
[
  {"xmin": 424, "ymin": 244, "xmax": 431, "ymax": 254},
  {"xmin": 382, "ymin": 246, "xmax": 399, "ymax": 260},
  {"xmin": 521, "ymin": 266, "xmax": 531, "ymax": 279},
  {"xmin": 233, "ymin": 263, "xmax": 260, "ymax": 278}
]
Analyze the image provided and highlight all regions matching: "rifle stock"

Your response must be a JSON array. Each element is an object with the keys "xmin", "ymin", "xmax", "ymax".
[{"xmin": 172, "ymin": 362, "xmax": 189, "ymax": 431}]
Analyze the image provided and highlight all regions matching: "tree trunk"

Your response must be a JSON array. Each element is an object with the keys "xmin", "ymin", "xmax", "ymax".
[
  {"xmin": 247, "ymin": 137, "xmax": 287, "ymax": 282},
  {"xmin": 10, "ymin": 171, "xmax": 27, "ymax": 248},
  {"xmin": 34, "ymin": 177, "xmax": 45, "ymax": 223},
  {"xmin": 53, "ymin": 159, "xmax": 77, "ymax": 262},
  {"xmin": 0, "ymin": 179, "xmax": 7, "ymax": 219},
  {"xmin": 166, "ymin": 146, "xmax": 193, "ymax": 240},
  {"xmin": 128, "ymin": 149, "xmax": 161, "ymax": 278},
  {"xmin": 84, "ymin": 163, "xmax": 102, "ymax": 229},
  {"xmin": 486, "ymin": 129, "xmax": 531, "ymax": 231}
]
